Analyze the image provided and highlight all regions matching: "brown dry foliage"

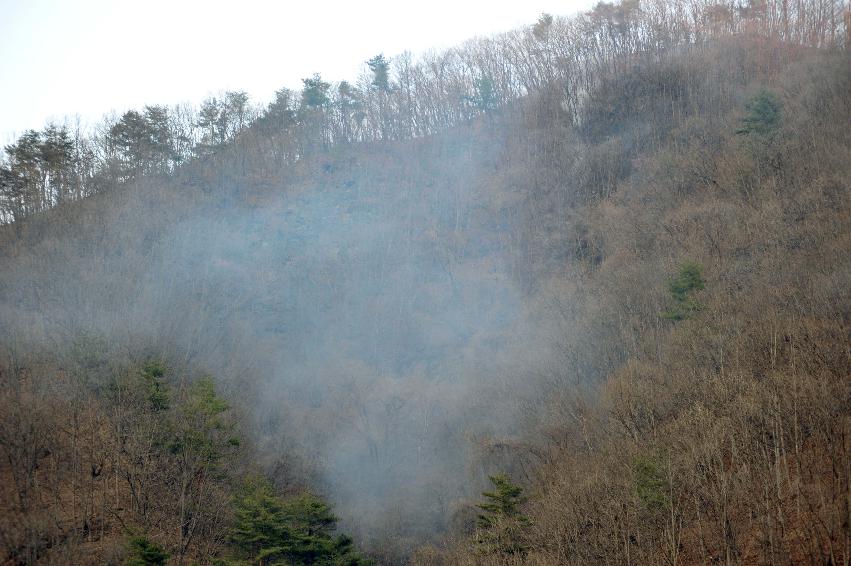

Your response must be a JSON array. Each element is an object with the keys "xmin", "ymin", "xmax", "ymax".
[
  {"xmin": 417, "ymin": 41, "xmax": 851, "ymax": 566},
  {"xmin": 0, "ymin": 8, "xmax": 848, "ymax": 566}
]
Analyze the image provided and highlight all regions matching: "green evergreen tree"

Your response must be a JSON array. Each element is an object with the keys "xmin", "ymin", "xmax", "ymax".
[
  {"xmin": 230, "ymin": 479, "xmax": 290, "ymax": 562},
  {"xmin": 468, "ymin": 76, "xmax": 497, "ymax": 112},
  {"xmin": 4, "ymin": 130, "xmax": 44, "ymax": 216},
  {"xmin": 197, "ymin": 97, "xmax": 225, "ymax": 151},
  {"xmin": 475, "ymin": 474, "xmax": 529, "ymax": 555},
  {"xmin": 634, "ymin": 452, "xmax": 669, "ymax": 510},
  {"xmin": 124, "ymin": 535, "xmax": 169, "ymax": 566},
  {"xmin": 366, "ymin": 55, "xmax": 391, "ymax": 92},
  {"xmin": 476, "ymin": 474, "xmax": 526, "ymax": 529},
  {"xmin": 663, "ymin": 261, "xmax": 705, "ymax": 320},
  {"xmin": 141, "ymin": 362, "xmax": 170, "ymax": 413},
  {"xmin": 532, "ymin": 12, "xmax": 554, "ymax": 41},
  {"xmin": 736, "ymin": 90, "xmax": 781, "ymax": 137},
  {"xmin": 301, "ymin": 74, "xmax": 331, "ymax": 109},
  {"xmin": 40, "ymin": 123, "xmax": 77, "ymax": 204},
  {"xmin": 264, "ymin": 88, "xmax": 296, "ymax": 127},
  {"xmin": 229, "ymin": 478, "xmax": 370, "ymax": 565}
]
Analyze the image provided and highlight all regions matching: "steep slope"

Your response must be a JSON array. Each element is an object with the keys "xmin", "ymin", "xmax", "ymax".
[
  {"xmin": 1, "ymin": 29, "xmax": 849, "ymax": 566},
  {"xmin": 414, "ymin": 44, "xmax": 851, "ymax": 565}
]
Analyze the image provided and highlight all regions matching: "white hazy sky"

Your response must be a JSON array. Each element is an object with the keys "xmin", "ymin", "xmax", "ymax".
[{"xmin": 0, "ymin": 0, "xmax": 594, "ymax": 145}]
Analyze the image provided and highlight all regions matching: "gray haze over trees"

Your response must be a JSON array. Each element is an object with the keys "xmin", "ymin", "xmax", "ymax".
[{"xmin": 0, "ymin": 0, "xmax": 849, "ymax": 563}]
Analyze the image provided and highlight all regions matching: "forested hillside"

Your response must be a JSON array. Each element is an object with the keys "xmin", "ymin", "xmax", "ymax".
[{"xmin": 1, "ymin": 0, "xmax": 849, "ymax": 564}]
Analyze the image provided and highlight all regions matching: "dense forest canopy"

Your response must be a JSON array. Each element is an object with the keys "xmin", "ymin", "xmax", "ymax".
[{"xmin": 1, "ymin": 0, "xmax": 849, "ymax": 564}]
